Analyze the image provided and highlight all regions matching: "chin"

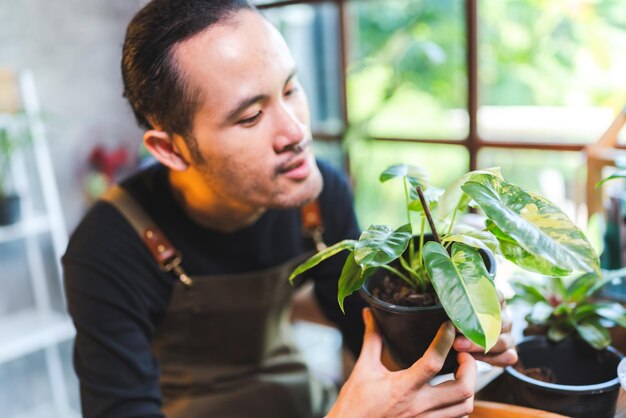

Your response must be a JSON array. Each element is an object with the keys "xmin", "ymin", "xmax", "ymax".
[{"xmin": 272, "ymin": 169, "xmax": 323, "ymax": 209}]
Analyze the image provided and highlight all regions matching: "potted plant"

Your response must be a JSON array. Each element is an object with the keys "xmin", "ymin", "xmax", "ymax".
[
  {"xmin": 0, "ymin": 113, "xmax": 30, "ymax": 226},
  {"xmin": 505, "ymin": 268, "xmax": 626, "ymax": 418},
  {"xmin": 290, "ymin": 164, "xmax": 599, "ymax": 372}
]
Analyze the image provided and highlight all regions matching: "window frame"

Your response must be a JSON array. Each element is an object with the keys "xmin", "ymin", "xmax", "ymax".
[{"xmin": 257, "ymin": 0, "xmax": 625, "ymax": 171}]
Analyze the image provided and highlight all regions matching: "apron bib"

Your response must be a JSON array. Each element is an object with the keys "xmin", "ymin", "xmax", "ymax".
[{"xmin": 102, "ymin": 186, "xmax": 335, "ymax": 418}]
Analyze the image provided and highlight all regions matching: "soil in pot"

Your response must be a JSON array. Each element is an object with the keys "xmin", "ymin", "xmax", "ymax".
[
  {"xmin": 372, "ymin": 275, "xmax": 438, "ymax": 307},
  {"xmin": 504, "ymin": 336, "xmax": 623, "ymax": 418}
]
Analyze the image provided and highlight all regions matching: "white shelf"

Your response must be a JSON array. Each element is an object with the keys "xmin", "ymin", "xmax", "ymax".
[
  {"xmin": 0, "ymin": 215, "xmax": 51, "ymax": 244},
  {"xmin": 10, "ymin": 403, "xmax": 80, "ymax": 418},
  {"xmin": 0, "ymin": 309, "xmax": 75, "ymax": 365}
]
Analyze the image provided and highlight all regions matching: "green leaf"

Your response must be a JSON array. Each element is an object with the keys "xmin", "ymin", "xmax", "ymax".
[
  {"xmin": 552, "ymin": 277, "xmax": 567, "ymax": 300},
  {"xmin": 586, "ymin": 267, "xmax": 626, "ymax": 295},
  {"xmin": 337, "ymin": 254, "xmax": 371, "ymax": 313},
  {"xmin": 510, "ymin": 281, "xmax": 549, "ymax": 305},
  {"xmin": 596, "ymin": 170, "xmax": 626, "ymax": 188},
  {"xmin": 567, "ymin": 273, "xmax": 601, "ymax": 303},
  {"xmin": 552, "ymin": 303, "xmax": 572, "ymax": 317},
  {"xmin": 438, "ymin": 168, "xmax": 503, "ymax": 220},
  {"xmin": 443, "ymin": 230, "xmax": 500, "ymax": 257},
  {"xmin": 574, "ymin": 303, "xmax": 626, "ymax": 327},
  {"xmin": 463, "ymin": 175, "xmax": 600, "ymax": 276},
  {"xmin": 548, "ymin": 324, "xmax": 573, "ymax": 342},
  {"xmin": 379, "ymin": 164, "xmax": 429, "ymax": 185},
  {"xmin": 488, "ymin": 221, "xmax": 571, "ymax": 276},
  {"xmin": 528, "ymin": 301, "xmax": 554, "ymax": 324},
  {"xmin": 289, "ymin": 239, "xmax": 357, "ymax": 282},
  {"xmin": 354, "ymin": 224, "xmax": 412, "ymax": 268},
  {"xmin": 576, "ymin": 318, "xmax": 611, "ymax": 349},
  {"xmin": 408, "ymin": 186, "xmax": 443, "ymax": 213},
  {"xmin": 423, "ymin": 241, "xmax": 501, "ymax": 351}
]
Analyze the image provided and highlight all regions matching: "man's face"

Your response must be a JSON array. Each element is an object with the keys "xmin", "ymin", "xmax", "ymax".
[{"xmin": 171, "ymin": 10, "xmax": 323, "ymax": 210}]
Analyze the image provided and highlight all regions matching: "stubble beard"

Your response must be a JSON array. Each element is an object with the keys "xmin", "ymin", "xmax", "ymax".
[{"xmin": 193, "ymin": 154, "xmax": 324, "ymax": 211}]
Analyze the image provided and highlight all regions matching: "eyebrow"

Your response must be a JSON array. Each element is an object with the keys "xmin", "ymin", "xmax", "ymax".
[{"xmin": 222, "ymin": 68, "xmax": 299, "ymax": 125}]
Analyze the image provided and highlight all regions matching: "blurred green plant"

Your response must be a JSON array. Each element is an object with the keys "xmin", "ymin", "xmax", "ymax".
[
  {"xmin": 511, "ymin": 268, "xmax": 626, "ymax": 349},
  {"xmin": 0, "ymin": 113, "xmax": 30, "ymax": 198}
]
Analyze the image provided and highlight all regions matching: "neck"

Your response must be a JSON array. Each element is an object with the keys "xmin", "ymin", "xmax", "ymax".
[{"xmin": 168, "ymin": 169, "xmax": 265, "ymax": 233}]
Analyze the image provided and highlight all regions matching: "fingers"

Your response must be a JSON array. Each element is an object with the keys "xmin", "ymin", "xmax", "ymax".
[
  {"xmin": 407, "ymin": 321, "xmax": 455, "ymax": 383},
  {"xmin": 454, "ymin": 352, "xmax": 477, "ymax": 388},
  {"xmin": 471, "ymin": 348, "xmax": 518, "ymax": 368},
  {"xmin": 356, "ymin": 308, "xmax": 383, "ymax": 368},
  {"xmin": 419, "ymin": 353, "xmax": 476, "ymax": 418},
  {"xmin": 454, "ymin": 330, "xmax": 514, "ymax": 354},
  {"xmin": 500, "ymin": 306, "xmax": 512, "ymax": 334},
  {"xmin": 420, "ymin": 397, "xmax": 474, "ymax": 418}
]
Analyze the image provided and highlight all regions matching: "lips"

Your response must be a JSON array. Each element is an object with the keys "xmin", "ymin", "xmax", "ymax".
[{"xmin": 278, "ymin": 156, "xmax": 310, "ymax": 180}]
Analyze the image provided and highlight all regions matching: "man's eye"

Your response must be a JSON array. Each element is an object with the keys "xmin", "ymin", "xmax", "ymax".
[
  {"xmin": 238, "ymin": 111, "xmax": 262, "ymax": 125},
  {"xmin": 284, "ymin": 87, "xmax": 299, "ymax": 97}
]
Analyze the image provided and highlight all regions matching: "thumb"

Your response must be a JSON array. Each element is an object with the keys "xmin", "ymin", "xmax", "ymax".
[
  {"xmin": 406, "ymin": 321, "xmax": 456, "ymax": 384},
  {"xmin": 355, "ymin": 308, "xmax": 383, "ymax": 367}
]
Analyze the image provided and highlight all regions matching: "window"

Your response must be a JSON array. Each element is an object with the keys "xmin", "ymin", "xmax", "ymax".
[{"xmin": 258, "ymin": 0, "xmax": 626, "ymax": 227}]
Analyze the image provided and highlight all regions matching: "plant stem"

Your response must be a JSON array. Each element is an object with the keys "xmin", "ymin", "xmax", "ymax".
[
  {"xmin": 416, "ymin": 186, "xmax": 441, "ymax": 243},
  {"xmin": 403, "ymin": 177, "xmax": 415, "ymax": 259},
  {"xmin": 417, "ymin": 216, "xmax": 425, "ymax": 268},
  {"xmin": 380, "ymin": 264, "xmax": 415, "ymax": 288},
  {"xmin": 447, "ymin": 207, "xmax": 458, "ymax": 236}
]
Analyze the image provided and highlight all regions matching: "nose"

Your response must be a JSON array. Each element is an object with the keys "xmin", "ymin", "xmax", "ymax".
[{"xmin": 273, "ymin": 103, "xmax": 306, "ymax": 153}]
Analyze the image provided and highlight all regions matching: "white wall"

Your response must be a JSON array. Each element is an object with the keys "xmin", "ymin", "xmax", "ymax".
[{"xmin": 0, "ymin": 0, "xmax": 146, "ymax": 231}]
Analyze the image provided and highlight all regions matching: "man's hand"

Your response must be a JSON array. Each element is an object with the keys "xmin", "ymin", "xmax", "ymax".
[
  {"xmin": 327, "ymin": 309, "xmax": 476, "ymax": 418},
  {"xmin": 453, "ymin": 294, "xmax": 518, "ymax": 367}
]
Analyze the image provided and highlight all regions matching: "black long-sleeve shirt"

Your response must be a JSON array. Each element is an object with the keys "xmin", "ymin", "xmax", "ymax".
[{"xmin": 63, "ymin": 160, "xmax": 366, "ymax": 418}]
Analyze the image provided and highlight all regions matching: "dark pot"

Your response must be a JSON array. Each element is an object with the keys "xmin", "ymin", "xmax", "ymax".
[
  {"xmin": 359, "ymin": 236, "xmax": 496, "ymax": 374},
  {"xmin": 504, "ymin": 336, "xmax": 623, "ymax": 418},
  {"xmin": 0, "ymin": 194, "xmax": 20, "ymax": 226}
]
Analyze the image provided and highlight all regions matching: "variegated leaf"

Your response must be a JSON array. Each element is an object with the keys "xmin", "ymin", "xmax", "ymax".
[
  {"xmin": 463, "ymin": 174, "xmax": 600, "ymax": 276},
  {"xmin": 443, "ymin": 230, "xmax": 500, "ymax": 258},
  {"xmin": 354, "ymin": 224, "xmax": 412, "ymax": 268},
  {"xmin": 438, "ymin": 168, "xmax": 503, "ymax": 220},
  {"xmin": 423, "ymin": 241, "xmax": 501, "ymax": 351}
]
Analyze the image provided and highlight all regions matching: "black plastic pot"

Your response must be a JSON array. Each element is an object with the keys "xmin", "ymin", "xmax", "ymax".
[
  {"xmin": 359, "ymin": 239, "xmax": 496, "ymax": 374},
  {"xmin": 0, "ymin": 194, "xmax": 20, "ymax": 226},
  {"xmin": 504, "ymin": 336, "xmax": 623, "ymax": 418}
]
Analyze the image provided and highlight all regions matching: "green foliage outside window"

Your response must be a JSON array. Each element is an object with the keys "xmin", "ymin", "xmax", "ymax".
[{"xmin": 347, "ymin": 0, "xmax": 626, "ymax": 228}]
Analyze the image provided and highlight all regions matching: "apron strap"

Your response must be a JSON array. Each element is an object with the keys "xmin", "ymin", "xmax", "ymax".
[
  {"xmin": 300, "ymin": 201, "xmax": 327, "ymax": 252},
  {"xmin": 101, "ymin": 184, "xmax": 327, "ymax": 286},
  {"xmin": 101, "ymin": 185, "xmax": 194, "ymax": 287}
]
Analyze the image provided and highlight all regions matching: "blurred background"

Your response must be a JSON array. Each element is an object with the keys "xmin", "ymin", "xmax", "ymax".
[{"xmin": 0, "ymin": 0, "xmax": 625, "ymax": 416}]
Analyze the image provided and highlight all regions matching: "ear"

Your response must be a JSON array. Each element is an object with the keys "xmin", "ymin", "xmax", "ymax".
[{"xmin": 143, "ymin": 129, "xmax": 189, "ymax": 171}]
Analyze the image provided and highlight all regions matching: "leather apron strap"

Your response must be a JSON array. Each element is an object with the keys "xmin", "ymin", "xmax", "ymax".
[
  {"xmin": 101, "ymin": 185, "xmax": 327, "ymax": 287},
  {"xmin": 101, "ymin": 185, "xmax": 193, "ymax": 287}
]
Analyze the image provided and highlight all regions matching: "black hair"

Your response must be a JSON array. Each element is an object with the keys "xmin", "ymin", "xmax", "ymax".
[{"xmin": 121, "ymin": 0, "xmax": 255, "ymax": 161}]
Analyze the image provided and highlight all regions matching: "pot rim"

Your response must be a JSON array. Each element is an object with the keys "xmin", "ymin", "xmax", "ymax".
[
  {"xmin": 359, "ymin": 284, "xmax": 444, "ymax": 314},
  {"xmin": 358, "ymin": 245, "xmax": 496, "ymax": 314},
  {"xmin": 504, "ymin": 336, "xmax": 623, "ymax": 394}
]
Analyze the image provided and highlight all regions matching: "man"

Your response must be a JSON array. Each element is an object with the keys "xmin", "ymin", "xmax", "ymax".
[{"xmin": 63, "ymin": 1, "xmax": 517, "ymax": 417}]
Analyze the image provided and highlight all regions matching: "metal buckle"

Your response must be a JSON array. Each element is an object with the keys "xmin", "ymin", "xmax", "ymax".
[
  {"xmin": 162, "ymin": 253, "xmax": 193, "ymax": 288},
  {"xmin": 304, "ymin": 227, "xmax": 327, "ymax": 253}
]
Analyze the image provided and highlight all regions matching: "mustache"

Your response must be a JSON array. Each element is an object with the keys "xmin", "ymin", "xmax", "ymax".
[
  {"xmin": 275, "ymin": 139, "xmax": 313, "ymax": 174},
  {"xmin": 283, "ymin": 139, "xmax": 311, "ymax": 155}
]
